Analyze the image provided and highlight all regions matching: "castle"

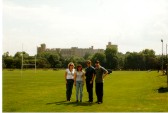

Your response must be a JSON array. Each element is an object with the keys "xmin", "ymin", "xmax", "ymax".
[{"xmin": 37, "ymin": 42, "xmax": 118, "ymax": 57}]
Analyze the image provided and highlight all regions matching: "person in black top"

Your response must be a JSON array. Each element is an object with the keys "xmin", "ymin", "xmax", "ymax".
[{"xmin": 85, "ymin": 60, "xmax": 95, "ymax": 103}]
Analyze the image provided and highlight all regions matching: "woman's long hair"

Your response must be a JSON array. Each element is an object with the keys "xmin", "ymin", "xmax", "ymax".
[
  {"xmin": 76, "ymin": 64, "xmax": 82, "ymax": 71},
  {"xmin": 68, "ymin": 62, "xmax": 75, "ymax": 69}
]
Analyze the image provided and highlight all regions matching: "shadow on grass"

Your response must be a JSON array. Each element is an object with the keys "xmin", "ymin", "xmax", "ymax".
[
  {"xmin": 46, "ymin": 101, "xmax": 95, "ymax": 106},
  {"xmin": 158, "ymin": 87, "xmax": 168, "ymax": 93}
]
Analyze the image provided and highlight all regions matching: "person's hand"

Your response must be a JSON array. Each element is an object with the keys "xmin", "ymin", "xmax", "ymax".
[
  {"xmin": 90, "ymin": 80, "xmax": 92, "ymax": 84},
  {"xmin": 74, "ymin": 83, "xmax": 76, "ymax": 86}
]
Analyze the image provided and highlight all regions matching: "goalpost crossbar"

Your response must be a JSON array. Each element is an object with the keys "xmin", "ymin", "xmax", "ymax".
[{"xmin": 21, "ymin": 44, "xmax": 37, "ymax": 74}]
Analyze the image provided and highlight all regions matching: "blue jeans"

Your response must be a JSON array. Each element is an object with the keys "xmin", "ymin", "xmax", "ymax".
[{"xmin": 76, "ymin": 81, "xmax": 83, "ymax": 101}]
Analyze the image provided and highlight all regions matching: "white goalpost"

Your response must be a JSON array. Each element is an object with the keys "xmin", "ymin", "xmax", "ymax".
[
  {"xmin": 21, "ymin": 44, "xmax": 37, "ymax": 74},
  {"xmin": 21, "ymin": 55, "xmax": 37, "ymax": 72}
]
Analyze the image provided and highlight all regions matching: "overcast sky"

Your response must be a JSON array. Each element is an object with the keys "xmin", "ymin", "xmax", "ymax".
[{"xmin": 3, "ymin": 0, "xmax": 168, "ymax": 56}]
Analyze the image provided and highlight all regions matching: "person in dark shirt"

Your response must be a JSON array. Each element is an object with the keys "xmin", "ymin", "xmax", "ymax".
[
  {"xmin": 95, "ymin": 60, "xmax": 108, "ymax": 104},
  {"xmin": 85, "ymin": 60, "xmax": 95, "ymax": 103}
]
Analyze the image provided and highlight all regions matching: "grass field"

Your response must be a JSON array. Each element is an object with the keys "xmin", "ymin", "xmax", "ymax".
[{"xmin": 2, "ymin": 69, "xmax": 168, "ymax": 112}]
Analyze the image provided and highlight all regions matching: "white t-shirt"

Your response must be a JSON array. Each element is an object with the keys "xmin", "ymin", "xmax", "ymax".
[
  {"xmin": 66, "ymin": 69, "xmax": 75, "ymax": 79},
  {"xmin": 76, "ymin": 71, "xmax": 84, "ymax": 81}
]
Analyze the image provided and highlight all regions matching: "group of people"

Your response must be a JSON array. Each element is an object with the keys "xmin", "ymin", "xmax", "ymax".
[{"xmin": 64, "ymin": 60, "xmax": 108, "ymax": 104}]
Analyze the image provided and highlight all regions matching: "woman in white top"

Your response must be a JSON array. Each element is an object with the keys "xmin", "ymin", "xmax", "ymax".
[
  {"xmin": 74, "ymin": 64, "xmax": 85, "ymax": 102},
  {"xmin": 65, "ymin": 62, "xmax": 75, "ymax": 101}
]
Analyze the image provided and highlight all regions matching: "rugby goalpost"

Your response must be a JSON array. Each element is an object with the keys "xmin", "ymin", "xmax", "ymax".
[{"xmin": 21, "ymin": 44, "xmax": 37, "ymax": 74}]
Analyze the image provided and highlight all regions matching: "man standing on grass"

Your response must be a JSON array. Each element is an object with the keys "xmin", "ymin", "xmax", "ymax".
[
  {"xmin": 95, "ymin": 60, "xmax": 108, "ymax": 104},
  {"xmin": 85, "ymin": 60, "xmax": 95, "ymax": 103}
]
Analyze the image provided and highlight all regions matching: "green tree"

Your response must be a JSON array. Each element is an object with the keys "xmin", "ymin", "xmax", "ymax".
[
  {"xmin": 55, "ymin": 61, "xmax": 62, "ymax": 68},
  {"xmin": 37, "ymin": 52, "xmax": 61, "ymax": 68},
  {"xmin": 83, "ymin": 52, "xmax": 93, "ymax": 60},
  {"xmin": 48, "ymin": 54, "xmax": 60, "ymax": 68},
  {"xmin": 92, "ymin": 52, "xmax": 106, "ymax": 67},
  {"xmin": 141, "ymin": 49, "xmax": 157, "ymax": 70},
  {"xmin": 14, "ymin": 51, "xmax": 29, "ymax": 59},
  {"xmin": 105, "ymin": 48, "xmax": 118, "ymax": 69},
  {"xmin": 117, "ymin": 52, "xmax": 125, "ymax": 70},
  {"xmin": 64, "ymin": 56, "xmax": 86, "ymax": 68},
  {"xmin": 124, "ymin": 52, "xmax": 144, "ymax": 70},
  {"xmin": 2, "ymin": 52, "xmax": 10, "ymax": 68},
  {"xmin": 36, "ymin": 58, "xmax": 50, "ymax": 68},
  {"xmin": 3, "ymin": 57, "xmax": 14, "ymax": 68}
]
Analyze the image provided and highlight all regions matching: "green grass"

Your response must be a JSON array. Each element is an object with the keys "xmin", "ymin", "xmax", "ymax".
[{"xmin": 2, "ymin": 69, "xmax": 168, "ymax": 112}]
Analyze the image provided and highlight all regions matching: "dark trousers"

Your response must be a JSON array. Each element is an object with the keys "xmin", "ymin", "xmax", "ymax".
[
  {"xmin": 66, "ymin": 79, "xmax": 74, "ymax": 101},
  {"xmin": 96, "ymin": 83, "xmax": 103, "ymax": 102},
  {"xmin": 86, "ymin": 81, "xmax": 93, "ymax": 102}
]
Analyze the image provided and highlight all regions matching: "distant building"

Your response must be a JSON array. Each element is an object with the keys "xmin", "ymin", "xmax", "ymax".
[
  {"xmin": 37, "ymin": 43, "xmax": 46, "ymax": 54},
  {"xmin": 106, "ymin": 42, "xmax": 118, "ymax": 51},
  {"xmin": 37, "ymin": 42, "xmax": 118, "ymax": 57}
]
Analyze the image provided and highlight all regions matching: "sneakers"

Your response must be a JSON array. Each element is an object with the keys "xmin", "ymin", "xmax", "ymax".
[
  {"xmin": 87, "ymin": 100, "xmax": 93, "ymax": 103},
  {"xmin": 67, "ymin": 99, "xmax": 71, "ymax": 102},
  {"xmin": 96, "ymin": 101, "xmax": 103, "ymax": 104},
  {"xmin": 67, "ymin": 99, "xmax": 99, "ymax": 103}
]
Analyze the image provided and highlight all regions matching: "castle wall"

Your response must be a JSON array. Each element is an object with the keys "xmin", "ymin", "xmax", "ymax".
[{"xmin": 37, "ymin": 42, "xmax": 117, "ymax": 57}]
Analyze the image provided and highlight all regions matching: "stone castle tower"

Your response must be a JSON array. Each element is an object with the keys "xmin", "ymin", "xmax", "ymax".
[{"xmin": 37, "ymin": 42, "xmax": 118, "ymax": 57}]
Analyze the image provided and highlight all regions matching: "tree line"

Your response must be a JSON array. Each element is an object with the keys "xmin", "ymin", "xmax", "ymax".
[{"xmin": 2, "ymin": 48, "xmax": 167, "ymax": 70}]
